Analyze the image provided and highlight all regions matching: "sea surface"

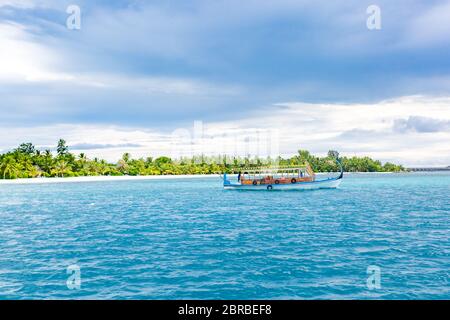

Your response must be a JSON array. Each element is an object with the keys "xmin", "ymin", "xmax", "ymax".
[{"xmin": 0, "ymin": 172, "xmax": 449, "ymax": 299}]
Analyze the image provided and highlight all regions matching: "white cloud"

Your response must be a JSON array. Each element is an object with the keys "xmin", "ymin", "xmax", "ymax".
[
  {"xmin": 0, "ymin": 21, "xmax": 241, "ymax": 98},
  {"xmin": 404, "ymin": 0, "xmax": 450, "ymax": 47},
  {"xmin": 0, "ymin": 22, "xmax": 73, "ymax": 82},
  {"xmin": 1, "ymin": 96, "xmax": 449, "ymax": 166},
  {"xmin": 0, "ymin": 0, "xmax": 35, "ymax": 9},
  {"xmin": 231, "ymin": 95, "xmax": 450, "ymax": 166},
  {"xmin": 393, "ymin": 116, "xmax": 450, "ymax": 133},
  {"xmin": 54, "ymin": 73, "xmax": 242, "ymax": 96}
]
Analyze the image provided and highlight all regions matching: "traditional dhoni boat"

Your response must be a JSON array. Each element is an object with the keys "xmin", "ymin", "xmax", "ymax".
[{"xmin": 222, "ymin": 161, "xmax": 343, "ymax": 190}]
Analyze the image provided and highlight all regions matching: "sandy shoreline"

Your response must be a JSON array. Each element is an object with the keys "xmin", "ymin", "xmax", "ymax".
[{"xmin": 0, "ymin": 174, "xmax": 222, "ymax": 185}]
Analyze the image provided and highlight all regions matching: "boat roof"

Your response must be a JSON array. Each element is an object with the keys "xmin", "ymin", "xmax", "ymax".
[{"xmin": 237, "ymin": 165, "xmax": 310, "ymax": 173}]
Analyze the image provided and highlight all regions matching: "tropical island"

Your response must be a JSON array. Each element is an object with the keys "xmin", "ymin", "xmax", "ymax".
[{"xmin": 0, "ymin": 139, "xmax": 405, "ymax": 179}]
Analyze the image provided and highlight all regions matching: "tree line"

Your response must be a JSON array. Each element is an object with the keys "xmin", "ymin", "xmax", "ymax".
[{"xmin": 0, "ymin": 140, "xmax": 404, "ymax": 179}]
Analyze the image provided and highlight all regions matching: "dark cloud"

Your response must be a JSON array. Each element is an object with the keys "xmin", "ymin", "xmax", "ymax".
[
  {"xmin": 69, "ymin": 143, "xmax": 143, "ymax": 150},
  {"xmin": 2, "ymin": 0, "xmax": 450, "ymax": 129},
  {"xmin": 393, "ymin": 116, "xmax": 450, "ymax": 133},
  {"xmin": 338, "ymin": 129, "xmax": 378, "ymax": 139}
]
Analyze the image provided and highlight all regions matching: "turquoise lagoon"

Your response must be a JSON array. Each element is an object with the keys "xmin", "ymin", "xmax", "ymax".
[{"xmin": 0, "ymin": 172, "xmax": 449, "ymax": 299}]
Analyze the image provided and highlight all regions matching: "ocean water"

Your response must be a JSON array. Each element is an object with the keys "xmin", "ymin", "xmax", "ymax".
[{"xmin": 0, "ymin": 173, "xmax": 448, "ymax": 300}]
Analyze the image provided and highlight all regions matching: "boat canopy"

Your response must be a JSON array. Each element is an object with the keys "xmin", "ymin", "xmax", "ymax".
[
  {"xmin": 237, "ymin": 164, "xmax": 310, "ymax": 171},
  {"xmin": 238, "ymin": 164, "xmax": 316, "ymax": 179}
]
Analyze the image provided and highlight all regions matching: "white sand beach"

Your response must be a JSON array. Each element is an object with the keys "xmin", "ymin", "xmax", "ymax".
[{"xmin": 0, "ymin": 174, "xmax": 222, "ymax": 185}]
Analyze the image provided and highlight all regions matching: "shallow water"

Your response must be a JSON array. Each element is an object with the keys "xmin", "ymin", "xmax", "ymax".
[{"xmin": 0, "ymin": 172, "xmax": 449, "ymax": 299}]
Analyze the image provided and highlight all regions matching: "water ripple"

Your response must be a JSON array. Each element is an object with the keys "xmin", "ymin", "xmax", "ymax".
[{"xmin": 0, "ymin": 173, "xmax": 449, "ymax": 299}]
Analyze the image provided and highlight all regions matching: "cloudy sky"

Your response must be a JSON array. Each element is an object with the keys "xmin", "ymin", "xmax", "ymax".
[{"xmin": 1, "ymin": 0, "xmax": 450, "ymax": 166}]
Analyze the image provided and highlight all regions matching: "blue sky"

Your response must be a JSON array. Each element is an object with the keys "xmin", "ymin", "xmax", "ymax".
[{"xmin": 1, "ymin": 0, "xmax": 450, "ymax": 165}]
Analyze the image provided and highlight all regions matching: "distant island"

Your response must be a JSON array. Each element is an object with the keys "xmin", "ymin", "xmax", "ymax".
[
  {"xmin": 407, "ymin": 166, "xmax": 450, "ymax": 172},
  {"xmin": 0, "ymin": 139, "xmax": 405, "ymax": 179}
]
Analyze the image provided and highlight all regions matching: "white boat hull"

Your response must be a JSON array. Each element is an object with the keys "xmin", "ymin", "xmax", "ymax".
[{"xmin": 223, "ymin": 177, "xmax": 342, "ymax": 191}]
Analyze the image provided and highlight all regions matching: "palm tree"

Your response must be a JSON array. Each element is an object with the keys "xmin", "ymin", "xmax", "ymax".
[
  {"xmin": 0, "ymin": 157, "xmax": 21, "ymax": 179},
  {"xmin": 122, "ymin": 153, "xmax": 131, "ymax": 163},
  {"xmin": 98, "ymin": 160, "xmax": 111, "ymax": 175},
  {"xmin": 40, "ymin": 150, "xmax": 54, "ymax": 174},
  {"xmin": 28, "ymin": 165, "xmax": 44, "ymax": 178},
  {"xmin": 16, "ymin": 142, "xmax": 35, "ymax": 155},
  {"xmin": 117, "ymin": 159, "xmax": 129, "ymax": 174},
  {"xmin": 53, "ymin": 160, "xmax": 72, "ymax": 177},
  {"xmin": 79, "ymin": 153, "xmax": 87, "ymax": 161},
  {"xmin": 327, "ymin": 150, "xmax": 340, "ymax": 159},
  {"xmin": 57, "ymin": 139, "xmax": 69, "ymax": 156}
]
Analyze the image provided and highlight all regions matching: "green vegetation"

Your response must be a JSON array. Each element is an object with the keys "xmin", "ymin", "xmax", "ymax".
[{"xmin": 0, "ymin": 141, "xmax": 404, "ymax": 179}]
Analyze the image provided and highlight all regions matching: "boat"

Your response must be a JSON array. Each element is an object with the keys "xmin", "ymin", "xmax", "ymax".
[{"xmin": 222, "ymin": 160, "xmax": 343, "ymax": 190}]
